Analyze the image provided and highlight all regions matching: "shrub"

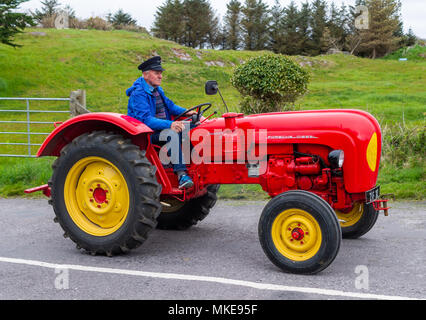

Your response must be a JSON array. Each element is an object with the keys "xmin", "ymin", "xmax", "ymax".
[
  {"xmin": 381, "ymin": 123, "xmax": 425, "ymax": 167},
  {"xmin": 40, "ymin": 15, "xmax": 56, "ymax": 28},
  {"xmin": 69, "ymin": 17, "xmax": 87, "ymax": 29},
  {"xmin": 115, "ymin": 24, "xmax": 149, "ymax": 34},
  {"xmin": 85, "ymin": 17, "xmax": 112, "ymax": 31},
  {"xmin": 231, "ymin": 54, "xmax": 310, "ymax": 114}
]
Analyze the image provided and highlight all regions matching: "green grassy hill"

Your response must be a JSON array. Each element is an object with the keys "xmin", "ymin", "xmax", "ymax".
[
  {"xmin": 383, "ymin": 44, "xmax": 426, "ymax": 62},
  {"xmin": 0, "ymin": 28, "xmax": 425, "ymax": 199}
]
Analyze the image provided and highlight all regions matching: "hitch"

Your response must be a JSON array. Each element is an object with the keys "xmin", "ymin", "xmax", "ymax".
[
  {"xmin": 372, "ymin": 194, "xmax": 394, "ymax": 216},
  {"xmin": 24, "ymin": 184, "xmax": 51, "ymax": 198}
]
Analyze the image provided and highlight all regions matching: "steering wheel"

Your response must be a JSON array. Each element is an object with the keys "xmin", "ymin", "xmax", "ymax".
[{"xmin": 174, "ymin": 103, "xmax": 212, "ymax": 124}]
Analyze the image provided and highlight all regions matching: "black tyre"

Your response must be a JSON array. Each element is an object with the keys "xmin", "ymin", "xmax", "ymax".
[
  {"xmin": 259, "ymin": 190, "xmax": 341, "ymax": 274},
  {"xmin": 157, "ymin": 184, "xmax": 220, "ymax": 230},
  {"xmin": 335, "ymin": 202, "xmax": 378, "ymax": 239},
  {"xmin": 49, "ymin": 131, "xmax": 162, "ymax": 256}
]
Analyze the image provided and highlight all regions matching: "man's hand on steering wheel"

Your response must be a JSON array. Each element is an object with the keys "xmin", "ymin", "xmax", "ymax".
[
  {"xmin": 174, "ymin": 103, "xmax": 213, "ymax": 124},
  {"xmin": 171, "ymin": 121, "xmax": 186, "ymax": 133},
  {"xmin": 171, "ymin": 108, "xmax": 199, "ymax": 133}
]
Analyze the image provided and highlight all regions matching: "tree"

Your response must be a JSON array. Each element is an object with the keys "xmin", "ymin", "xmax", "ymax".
[
  {"xmin": 32, "ymin": 0, "xmax": 60, "ymax": 23},
  {"xmin": 320, "ymin": 27, "xmax": 337, "ymax": 52},
  {"xmin": 63, "ymin": 4, "xmax": 75, "ymax": 20},
  {"xmin": 241, "ymin": 0, "xmax": 270, "ymax": 51},
  {"xmin": 205, "ymin": 8, "xmax": 220, "ymax": 49},
  {"xmin": 0, "ymin": 0, "xmax": 35, "ymax": 47},
  {"xmin": 309, "ymin": 0, "xmax": 328, "ymax": 55},
  {"xmin": 281, "ymin": 1, "xmax": 302, "ymax": 55},
  {"xmin": 325, "ymin": 2, "xmax": 349, "ymax": 51},
  {"xmin": 216, "ymin": 23, "xmax": 227, "ymax": 50},
  {"xmin": 296, "ymin": 1, "xmax": 312, "ymax": 56},
  {"xmin": 153, "ymin": 0, "xmax": 218, "ymax": 48},
  {"xmin": 357, "ymin": 0, "xmax": 402, "ymax": 58},
  {"xmin": 268, "ymin": 0, "xmax": 284, "ymax": 53},
  {"xmin": 63, "ymin": 4, "xmax": 83, "ymax": 29},
  {"xmin": 404, "ymin": 28, "xmax": 417, "ymax": 47},
  {"xmin": 107, "ymin": 9, "xmax": 137, "ymax": 28},
  {"xmin": 223, "ymin": 0, "xmax": 242, "ymax": 50},
  {"xmin": 152, "ymin": 0, "xmax": 185, "ymax": 43},
  {"xmin": 345, "ymin": 0, "xmax": 367, "ymax": 54},
  {"xmin": 181, "ymin": 0, "xmax": 218, "ymax": 48}
]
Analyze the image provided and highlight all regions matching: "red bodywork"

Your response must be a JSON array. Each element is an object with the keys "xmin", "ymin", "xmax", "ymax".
[
  {"xmin": 37, "ymin": 113, "xmax": 153, "ymax": 157},
  {"xmin": 36, "ymin": 109, "xmax": 382, "ymax": 211}
]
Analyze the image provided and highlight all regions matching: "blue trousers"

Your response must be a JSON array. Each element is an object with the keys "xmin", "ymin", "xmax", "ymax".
[{"xmin": 151, "ymin": 130, "xmax": 188, "ymax": 173}]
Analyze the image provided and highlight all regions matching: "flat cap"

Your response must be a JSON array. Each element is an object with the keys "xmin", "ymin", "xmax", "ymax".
[{"xmin": 138, "ymin": 56, "xmax": 165, "ymax": 72}]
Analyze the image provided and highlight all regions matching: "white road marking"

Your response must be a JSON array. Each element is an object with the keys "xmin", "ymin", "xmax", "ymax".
[{"xmin": 0, "ymin": 256, "xmax": 420, "ymax": 300}]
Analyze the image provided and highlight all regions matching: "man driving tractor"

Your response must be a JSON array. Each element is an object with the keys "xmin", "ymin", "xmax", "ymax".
[{"xmin": 126, "ymin": 56, "xmax": 196, "ymax": 189}]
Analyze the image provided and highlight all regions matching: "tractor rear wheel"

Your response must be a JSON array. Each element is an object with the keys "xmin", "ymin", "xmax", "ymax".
[
  {"xmin": 157, "ymin": 185, "xmax": 220, "ymax": 230},
  {"xmin": 49, "ymin": 131, "xmax": 162, "ymax": 256},
  {"xmin": 335, "ymin": 202, "xmax": 378, "ymax": 239},
  {"xmin": 259, "ymin": 190, "xmax": 341, "ymax": 274}
]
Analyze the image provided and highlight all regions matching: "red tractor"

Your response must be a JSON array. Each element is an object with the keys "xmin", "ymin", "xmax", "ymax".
[{"xmin": 26, "ymin": 81, "xmax": 390, "ymax": 274}]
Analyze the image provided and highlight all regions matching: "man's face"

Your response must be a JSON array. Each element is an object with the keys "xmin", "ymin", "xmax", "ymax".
[{"xmin": 143, "ymin": 70, "xmax": 163, "ymax": 88}]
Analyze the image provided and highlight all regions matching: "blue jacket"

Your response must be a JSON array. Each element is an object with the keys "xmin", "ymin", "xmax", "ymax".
[{"xmin": 126, "ymin": 77, "xmax": 186, "ymax": 131}]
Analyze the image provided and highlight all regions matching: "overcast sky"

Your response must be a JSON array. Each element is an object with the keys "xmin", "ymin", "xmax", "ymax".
[{"xmin": 18, "ymin": 0, "xmax": 426, "ymax": 38}]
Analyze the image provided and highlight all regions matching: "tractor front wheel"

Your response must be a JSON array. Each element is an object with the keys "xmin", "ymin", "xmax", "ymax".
[
  {"xmin": 49, "ymin": 131, "xmax": 162, "ymax": 256},
  {"xmin": 335, "ymin": 202, "xmax": 378, "ymax": 239},
  {"xmin": 259, "ymin": 190, "xmax": 341, "ymax": 274}
]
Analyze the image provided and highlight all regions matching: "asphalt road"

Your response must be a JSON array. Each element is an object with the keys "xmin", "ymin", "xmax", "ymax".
[{"xmin": 0, "ymin": 198, "xmax": 425, "ymax": 301}]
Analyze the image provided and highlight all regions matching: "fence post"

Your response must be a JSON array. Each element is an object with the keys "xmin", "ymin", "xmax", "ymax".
[
  {"xmin": 70, "ymin": 90, "xmax": 90, "ymax": 117},
  {"xmin": 26, "ymin": 99, "xmax": 31, "ymax": 156}
]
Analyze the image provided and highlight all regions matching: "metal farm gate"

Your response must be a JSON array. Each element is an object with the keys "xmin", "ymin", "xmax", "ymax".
[{"xmin": 0, "ymin": 90, "xmax": 88, "ymax": 158}]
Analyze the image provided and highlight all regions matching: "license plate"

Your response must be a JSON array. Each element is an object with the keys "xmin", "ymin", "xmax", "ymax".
[{"xmin": 366, "ymin": 185, "xmax": 380, "ymax": 203}]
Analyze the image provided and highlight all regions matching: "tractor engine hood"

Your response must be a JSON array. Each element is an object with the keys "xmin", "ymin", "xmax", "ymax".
[{"xmin": 200, "ymin": 109, "xmax": 382, "ymax": 193}]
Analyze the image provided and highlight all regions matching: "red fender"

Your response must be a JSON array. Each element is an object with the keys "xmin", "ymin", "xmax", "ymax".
[
  {"xmin": 36, "ymin": 112, "xmax": 194, "ymax": 197},
  {"xmin": 37, "ymin": 112, "xmax": 153, "ymax": 157}
]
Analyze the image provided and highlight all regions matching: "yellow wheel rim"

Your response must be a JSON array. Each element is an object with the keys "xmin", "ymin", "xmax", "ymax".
[
  {"xmin": 335, "ymin": 202, "xmax": 363, "ymax": 227},
  {"xmin": 271, "ymin": 209, "xmax": 322, "ymax": 261},
  {"xmin": 64, "ymin": 156, "xmax": 130, "ymax": 237}
]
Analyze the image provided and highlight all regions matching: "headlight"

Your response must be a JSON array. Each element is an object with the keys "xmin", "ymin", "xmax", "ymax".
[{"xmin": 328, "ymin": 150, "xmax": 344, "ymax": 168}]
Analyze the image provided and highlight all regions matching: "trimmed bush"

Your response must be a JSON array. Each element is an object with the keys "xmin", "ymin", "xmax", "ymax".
[{"xmin": 231, "ymin": 54, "xmax": 310, "ymax": 114}]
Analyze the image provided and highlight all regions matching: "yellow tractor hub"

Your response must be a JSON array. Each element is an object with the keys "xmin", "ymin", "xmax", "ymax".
[
  {"xmin": 271, "ymin": 208, "xmax": 322, "ymax": 261},
  {"xmin": 64, "ymin": 157, "xmax": 130, "ymax": 237}
]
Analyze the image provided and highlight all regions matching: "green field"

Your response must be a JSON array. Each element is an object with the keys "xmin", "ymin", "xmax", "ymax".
[{"xmin": 0, "ymin": 28, "xmax": 425, "ymax": 199}]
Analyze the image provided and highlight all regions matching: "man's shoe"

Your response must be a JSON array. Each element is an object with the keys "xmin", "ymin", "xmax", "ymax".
[{"xmin": 178, "ymin": 174, "xmax": 194, "ymax": 189}]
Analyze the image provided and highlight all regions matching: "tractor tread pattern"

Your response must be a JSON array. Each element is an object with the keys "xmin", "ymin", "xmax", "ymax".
[
  {"xmin": 157, "ymin": 184, "xmax": 220, "ymax": 230},
  {"xmin": 49, "ymin": 130, "xmax": 161, "ymax": 256}
]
